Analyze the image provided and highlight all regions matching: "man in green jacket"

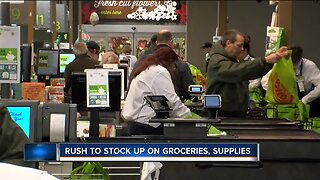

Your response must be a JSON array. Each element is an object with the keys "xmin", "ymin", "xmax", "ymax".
[{"xmin": 206, "ymin": 29, "xmax": 288, "ymax": 118}]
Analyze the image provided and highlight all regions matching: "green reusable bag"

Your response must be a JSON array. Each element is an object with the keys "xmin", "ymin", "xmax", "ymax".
[
  {"xmin": 265, "ymin": 51, "xmax": 299, "ymax": 105},
  {"xmin": 297, "ymin": 100, "xmax": 310, "ymax": 121},
  {"xmin": 266, "ymin": 100, "xmax": 309, "ymax": 121},
  {"xmin": 310, "ymin": 117, "xmax": 320, "ymax": 133},
  {"xmin": 184, "ymin": 112, "xmax": 224, "ymax": 136},
  {"xmin": 188, "ymin": 63, "xmax": 207, "ymax": 87},
  {"xmin": 185, "ymin": 112, "xmax": 203, "ymax": 119},
  {"xmin": 266, "ymin": 103, "xmax": 298, "ymax": 120},
  {"xmin": 207, "ymin": 124, "xmax": 223, "ymax": 136},
  {"xmin": 264, "ymin": 50, "xmax": 309, "ymax": 121},
  {"xmin": 70, "ymin": 162, "xmax": 110, "ymax": 180},
  {"xmin": 249, "ymin": 87, "xmax": 264, "ymax": 108}
]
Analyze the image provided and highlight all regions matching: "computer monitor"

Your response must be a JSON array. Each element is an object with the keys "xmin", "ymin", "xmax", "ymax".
[
  {"xmin": 20, "ymin": 46, "xmax": 32, "ymax": 82},
  {"xmin": 204, "ymin": 95, "xmax": 222, "ymax": 109},
  {"xmin": 188, "ymin": 85, "xmax": 203, "ymax": 95},
  {"xmin": 104, "ymin": 69, "xmax": 125, "ymax": 100},
  {"xmin": 71, "ymin": 72, "xmax": 121, "ymax": 112},
  {"xmin": 7, "ymin": 106, "xmax": 31, "ymax": 137},
  {"xmin": 118, "ymin": 64, "xmax": 128, "ymax": 92},
  {"xmin": 0, "ymin": 100, "xmax": 39, "ymax": 142},
  {"xmin": 119, "ymin": 56, "xmax": 130, "ymax": 66},
  {"xmin": 36, "ymin": 49, "xmax": 59, "ymax": 75},
  {"xmin": 59, "ymin": 49, "xmax": 75, "ymax": 73}
]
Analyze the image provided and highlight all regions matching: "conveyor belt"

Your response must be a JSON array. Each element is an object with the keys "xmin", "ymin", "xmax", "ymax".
[
  {"xmin": 215, "ymin": 117, "xmax": 303, "ymax": 130},
  {"xmin": 231, "ymin": 129, "xmax": 320, "ymax": 140}
]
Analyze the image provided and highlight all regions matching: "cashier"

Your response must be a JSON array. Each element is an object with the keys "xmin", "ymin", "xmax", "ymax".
[{"xmin": 121, "ymin": 47, "xmax": 191, "ymax": 135}]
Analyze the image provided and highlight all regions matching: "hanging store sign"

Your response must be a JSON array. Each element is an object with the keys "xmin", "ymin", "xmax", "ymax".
[
  {"xmin": 86, "ymin": 69, "xmax": 110, "ymax": 108},
  {"xmin": 35, "ymin": 1, "xmax": 52, "ymax": 29},
  {"xmin": 0, "ymin": 26, "xmax": 20, "ymax": 83},
  {"xmin": 10, "ymin": 3, "xmax": 28, "ymax": 25},
  {"xmin": 82, "ymin": 0, "xmax": 186, "ymax": 24},
  {"xmin": 56, "ymin": 4, "xmax": 68, "ymax": 33}
]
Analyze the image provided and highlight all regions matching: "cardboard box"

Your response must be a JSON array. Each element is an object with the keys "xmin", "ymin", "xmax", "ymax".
[{"xmin": 22, "ymin": 82, "xmax": 46, "ymax": 102}]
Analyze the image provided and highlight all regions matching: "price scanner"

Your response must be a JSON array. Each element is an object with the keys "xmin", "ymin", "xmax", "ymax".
[{"xmin": 145, "ymin": 95, "xmax": 173, "ymax": 118}]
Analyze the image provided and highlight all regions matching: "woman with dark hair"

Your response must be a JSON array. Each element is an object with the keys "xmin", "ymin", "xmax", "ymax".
[{"xmin": 122, "ymin": 47, "xmax": 191, "ymax": 135}]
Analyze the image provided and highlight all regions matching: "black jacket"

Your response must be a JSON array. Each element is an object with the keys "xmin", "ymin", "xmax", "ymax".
[
  {"xmin": 64, "ymin": 54, "xmax": 100, "ymax": 92},
  {"xmin": 130, "ymin": 44, "xmax": 194, "ymax": 100}
]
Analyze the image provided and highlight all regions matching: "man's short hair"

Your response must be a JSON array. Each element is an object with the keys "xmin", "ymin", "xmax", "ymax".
[
  {"xmin": 157, "ymin": 30, "xmax": 172, "ymax": 44},
  {"xmin": 221, "ymin": 29, "xmax": 243, "ymax": 47},
  {"xmin": 289, "ymin": 46, "xmax": 303, "ymax": 62},
  {"xmin": 73, "ymin": 42, "xmax": 88, "ymax": 56},
  {"xmin": 243, "ymin": 35, "xmax": 251, "ymax": 52},
  {"xmin": 101, "ymin": 51, "xmax": 119, "ymax": 65},
  {"xmin": 86, "ymin": 41, "xmax": 100, "ymax": 54},
  {"xmin": 201, "ymin": 42, "xmax": 213, "ymax": 49}
]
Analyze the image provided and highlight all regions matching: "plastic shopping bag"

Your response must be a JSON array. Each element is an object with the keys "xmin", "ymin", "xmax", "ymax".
[
  {"xmin": 188, "ymin": 63, "xmax": 207, "ymax": 88},
  {"xmin": 265, "ymin": 50, "xmax": 299, "ymax": 104}
]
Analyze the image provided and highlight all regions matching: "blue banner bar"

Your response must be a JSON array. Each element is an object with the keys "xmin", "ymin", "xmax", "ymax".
[
  {"xmin": 59, "ymin": 143, "xmax": 259, "ymax": 162},
  {"xmin": 24, "ymin": 143, "xmax": 259, "ymax": 162},
  {"xmin": 25, "ymin": 144, "xmax": 57, "ymax": 161}
]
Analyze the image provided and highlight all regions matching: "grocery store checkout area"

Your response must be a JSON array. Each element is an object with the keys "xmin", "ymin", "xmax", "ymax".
[
  {"xmin": 2, "ymin": 83, "xmax": 320, "ymax": 180},
  {"xmin": 75, "ymin": 84, "xmax": 320, "ymax": 180}
]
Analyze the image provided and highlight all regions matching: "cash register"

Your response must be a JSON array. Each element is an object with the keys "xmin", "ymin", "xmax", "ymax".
[
  {"xmin": 147, "ymin": 94, "xmax": 221, "ymax": 138},
  {"xmin": 144, "ymin": 95, "xmax": 173, "ymax": 118},
  {"xmin": 186, "ymin": 85, "xmax": 204, "ymax": 107}
]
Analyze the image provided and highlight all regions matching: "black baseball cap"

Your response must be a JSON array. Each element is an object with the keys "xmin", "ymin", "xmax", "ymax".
[{"xmin": 201, "ymin": 42, "xmax": 213, "ymax": 49}]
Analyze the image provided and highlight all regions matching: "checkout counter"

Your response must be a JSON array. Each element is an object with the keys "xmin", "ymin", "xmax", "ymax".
[
  {"xmin": 81, "ymin": 129, "xmax": 320, "ymax": 180},
  {"xmin": 74, "ymin": 90, "xmax": 320, "ymax": 180},
  {"xmin": 161, "ymin": 90, "xmax": 320, "ymax": 180},
  {"xmin": 20, "ymin": 85, "xmax": 318, "ymax": 180}
]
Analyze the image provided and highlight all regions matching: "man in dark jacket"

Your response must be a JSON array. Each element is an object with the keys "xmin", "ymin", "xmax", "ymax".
[
  {"xmin": 135, "ymin": 34, "xmax": 157, "ymax": 65},
  {"xmin": 206, "ymin": 29, "xmax": 288, "ymax": 117},
  {"xmin": 64, "ymin": 42, "xmax": 100, "ymax": 92},
  {"xmin": 131, "ymin": 30, "xmax": 194, "ymax": 100},
  {"xmin": 0, "ymin": 105, "xmax": 33, "ymax": 167}
]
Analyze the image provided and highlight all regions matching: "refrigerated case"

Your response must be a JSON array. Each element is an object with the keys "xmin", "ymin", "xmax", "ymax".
[{"xmin": 84, "ymin": 25, "xmax": 186, "ymax": 59}]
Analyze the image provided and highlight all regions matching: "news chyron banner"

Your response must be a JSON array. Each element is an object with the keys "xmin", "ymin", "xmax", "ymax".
[{"xmin": 25, "ymin": 143, "xmax": 259, "ymax": 162}]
